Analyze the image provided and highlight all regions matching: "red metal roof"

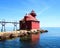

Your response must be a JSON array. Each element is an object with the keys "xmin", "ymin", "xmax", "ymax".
[{"xmin": 20, "ymin": 14, "xmax": 37, "ymax": 21}]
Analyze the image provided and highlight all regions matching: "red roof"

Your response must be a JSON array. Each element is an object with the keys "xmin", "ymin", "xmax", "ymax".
[{"xmin": 20, "ymin": 14, "xmax": 37, "ymax": 21}]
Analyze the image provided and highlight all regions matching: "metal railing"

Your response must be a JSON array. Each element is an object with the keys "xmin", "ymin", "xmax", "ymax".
[{"xmin": 0, "ymin": 20, "xmax": 19, "ymax": 32}]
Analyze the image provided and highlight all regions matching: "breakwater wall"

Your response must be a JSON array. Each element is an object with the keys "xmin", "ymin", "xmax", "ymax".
[{"xmin": 0, "ymin": 30, "xmax": 48, "ymax": 41}]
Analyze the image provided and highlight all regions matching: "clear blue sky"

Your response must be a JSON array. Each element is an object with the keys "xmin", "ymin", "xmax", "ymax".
[{"xmin": 0, "ymin": 0, "xmax": 60, "ymax": 27}]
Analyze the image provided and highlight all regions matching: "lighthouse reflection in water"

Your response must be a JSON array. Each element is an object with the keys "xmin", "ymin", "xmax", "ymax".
[
  {"xmin": 0, "ymin": 27, "xmax": 60, "ymax": 48},
  {"xmin": 0, "ymin": 32, "xmax": 40, "ymax": 48},
  {"xmin": 20, "ymin": 32, "xmax": 40, "ymax": 48}
]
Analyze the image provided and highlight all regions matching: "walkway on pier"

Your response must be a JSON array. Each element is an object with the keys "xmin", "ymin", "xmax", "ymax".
[{"xmin": 0, "ymin": 20, "xmax": 19, "ymax": 32}]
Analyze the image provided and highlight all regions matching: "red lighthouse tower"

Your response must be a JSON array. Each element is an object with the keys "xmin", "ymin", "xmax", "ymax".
[{"xmin": 19, "ymin": 10, "xmax": 40, "ymax": 30}]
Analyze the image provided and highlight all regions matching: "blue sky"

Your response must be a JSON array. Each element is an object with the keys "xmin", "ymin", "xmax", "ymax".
[{"xmin": 0, "ymin": 0, "xmax": 60, "ymax": 27}]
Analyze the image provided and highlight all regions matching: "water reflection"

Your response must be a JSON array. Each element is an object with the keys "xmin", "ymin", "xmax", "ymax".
[
  {"xmin": 20, "ymin": 33, "xmax": 40, "ymax": 48},
  {"xmin": 0, "ymin": 27, "xmax": 60, "ymax": 48},
  {"xmin": 0, "ymin": 33, "xmax": 41, "ymax": 48}
]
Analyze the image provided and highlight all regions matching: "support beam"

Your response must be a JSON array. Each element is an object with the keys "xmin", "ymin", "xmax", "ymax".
[
  {"xmin": 13, "ymin": 23, "xmax": 17, "ymax": 31},
  {"xmin": 0, "ymin": 20, "xmax": 19, "ymax": 32},
  {"xmin": 1, "ymin": 20, "xmax": 6, "ymax": 32}
]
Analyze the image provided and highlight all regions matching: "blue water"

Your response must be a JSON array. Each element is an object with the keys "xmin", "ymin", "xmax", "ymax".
[{"xmin": 0, "ymin": 27, "xmax": 60, "ymax": 48}]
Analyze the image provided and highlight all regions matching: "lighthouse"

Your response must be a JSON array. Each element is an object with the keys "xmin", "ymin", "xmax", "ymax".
[{"xmin": 19, "ymin": 10, "xmax": 40, "ymax": 30}]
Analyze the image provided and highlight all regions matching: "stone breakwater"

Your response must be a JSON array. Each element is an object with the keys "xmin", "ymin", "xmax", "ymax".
[{"xmin": 0, "ymin": 30, "xmax": 48, "ymax": 41}]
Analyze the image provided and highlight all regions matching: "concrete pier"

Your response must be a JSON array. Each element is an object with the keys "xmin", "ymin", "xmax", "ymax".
[{"xmin": 0, "ymin": 29, "xmax": 48, "ymax": 41}]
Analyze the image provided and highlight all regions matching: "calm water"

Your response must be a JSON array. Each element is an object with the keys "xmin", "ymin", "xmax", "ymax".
[{"xmin": 0, "ymin": 27, "xmax": 60, "ymax": 48}]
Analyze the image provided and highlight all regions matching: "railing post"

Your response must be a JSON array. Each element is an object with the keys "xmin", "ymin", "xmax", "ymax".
[
  {"xmin": 13, "ymin": 22, "xmax": 17, "ymax": 31},
  {"xmin": 1, "ymin": 19, "xmax": 6, "ymax": 32}
]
